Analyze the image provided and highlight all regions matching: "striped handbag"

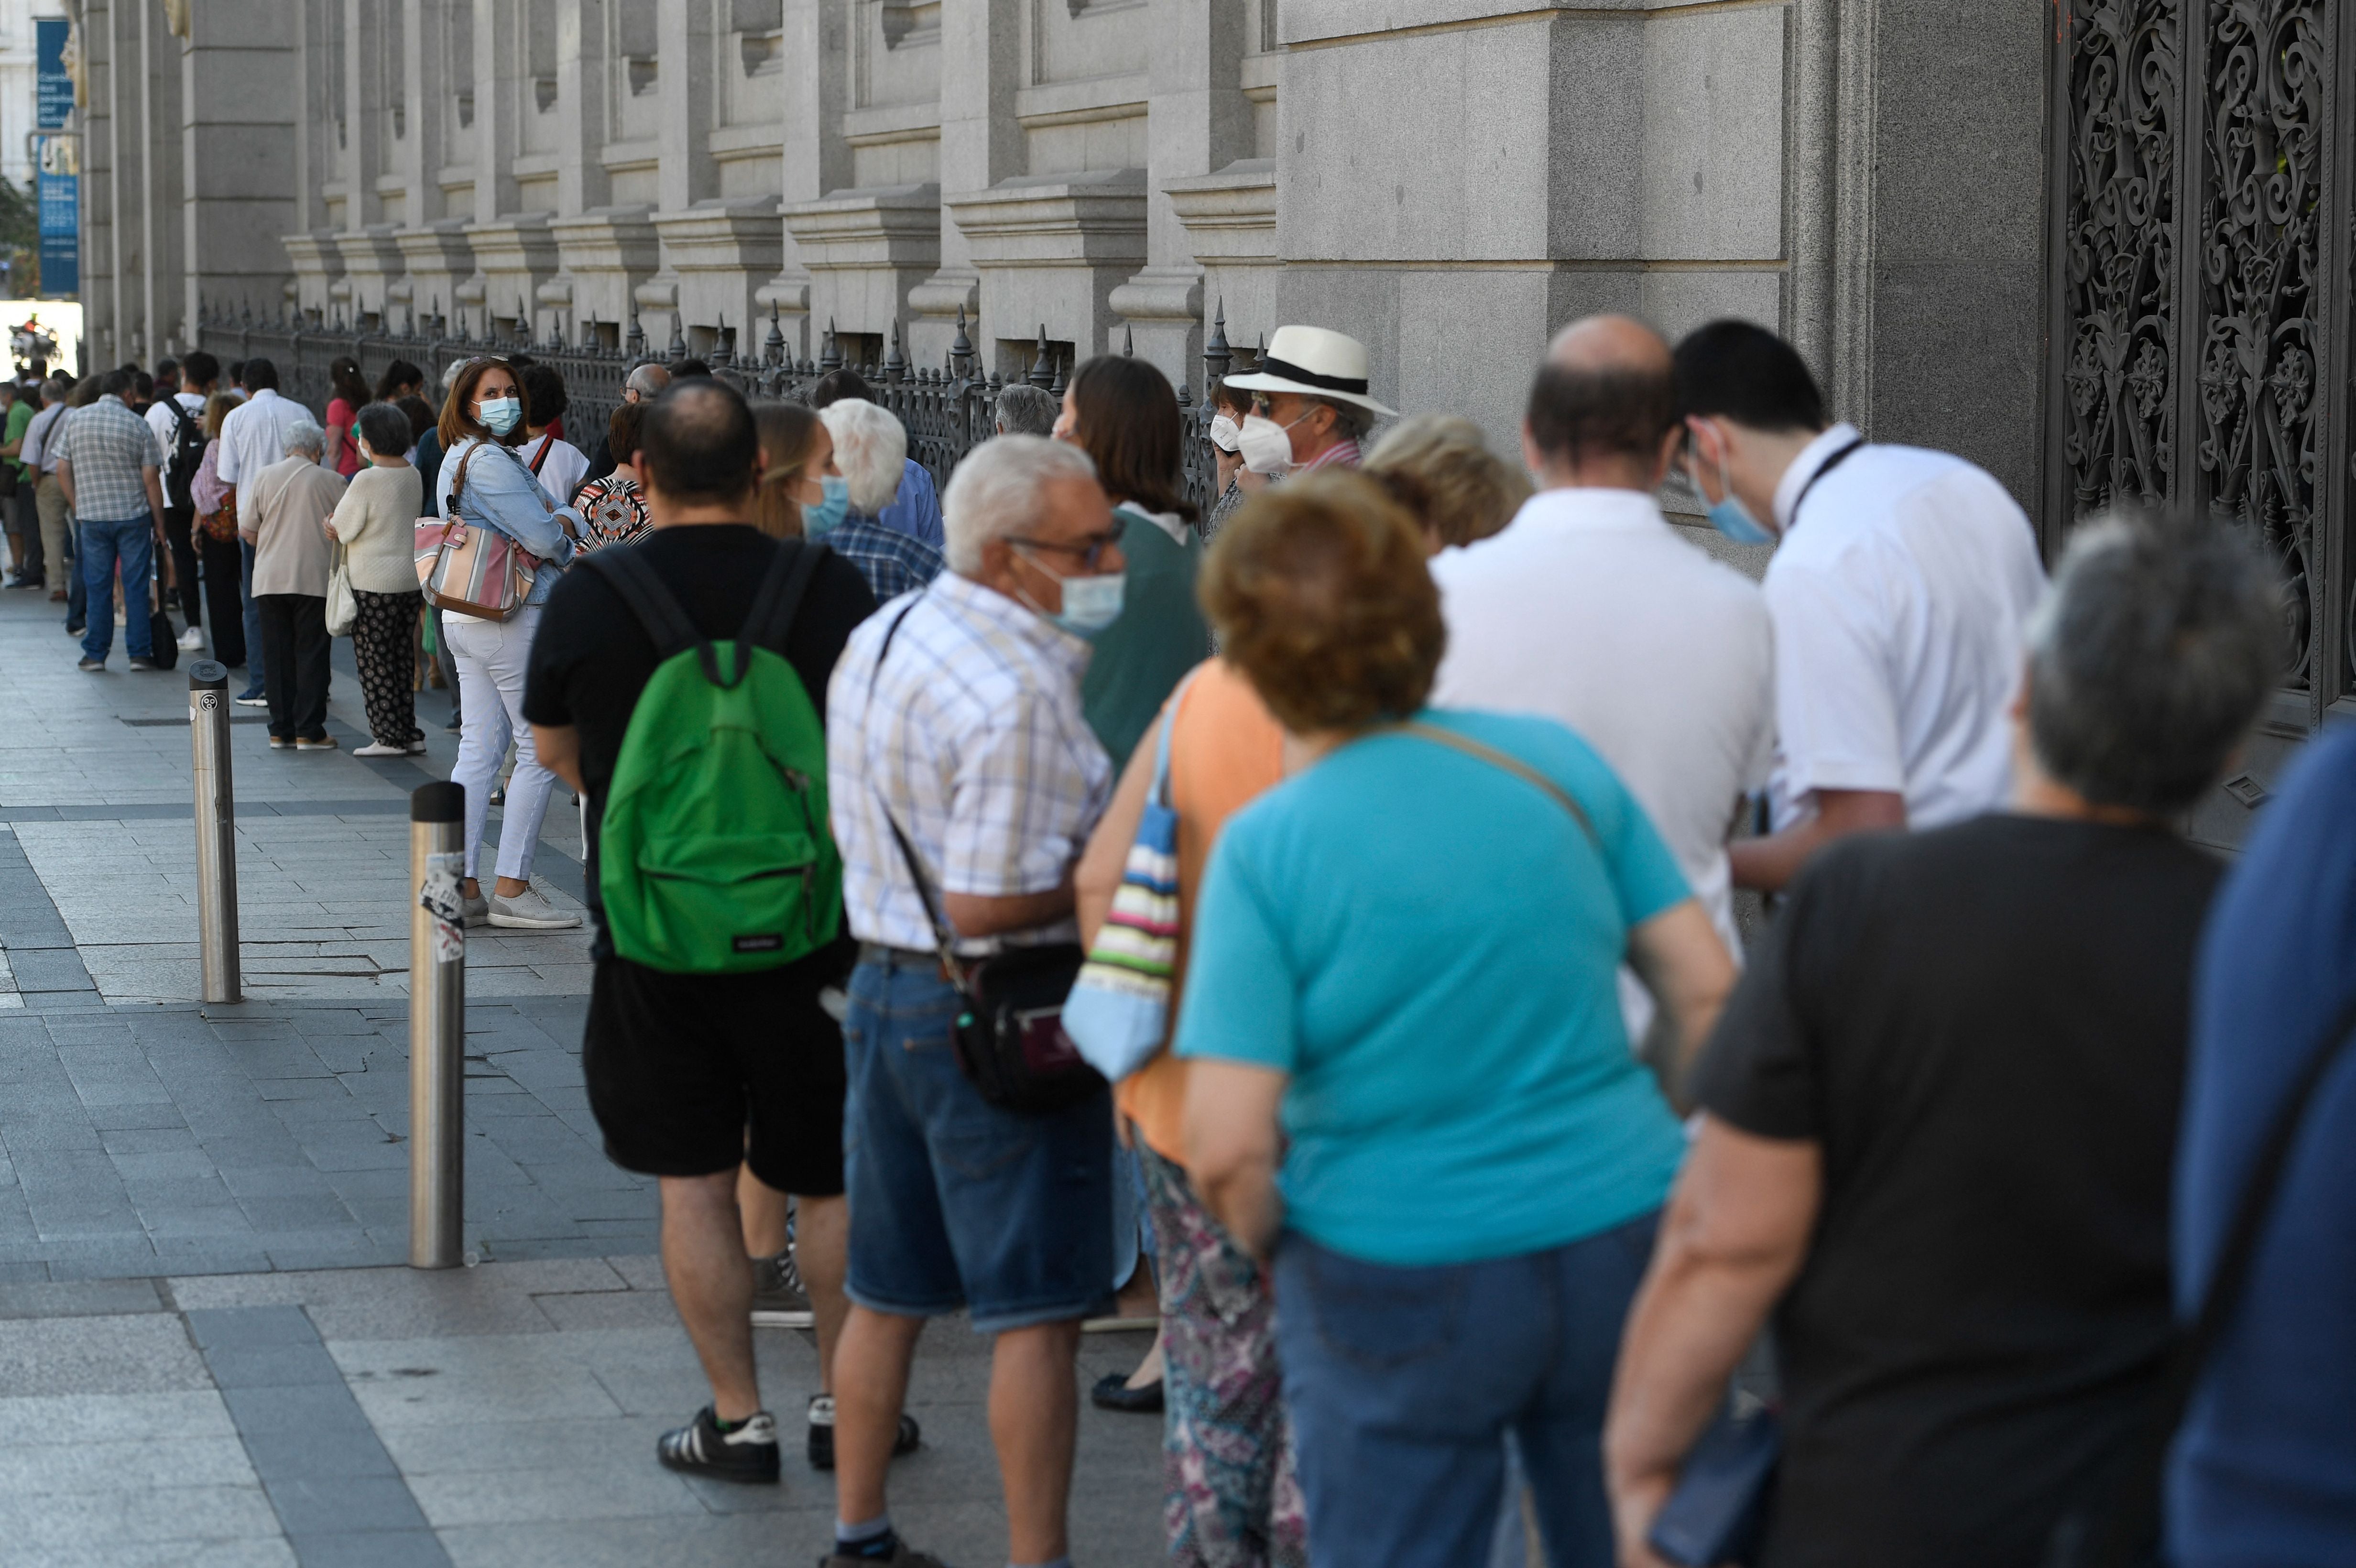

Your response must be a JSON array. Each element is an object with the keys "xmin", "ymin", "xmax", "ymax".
[
  {"xmin": 414, "ymin": 446, "xmax": 540, "ymax": 620},
  {"xmin": 1062, "ymin": 676, "xmax": 1194, "ymax": 1082}
]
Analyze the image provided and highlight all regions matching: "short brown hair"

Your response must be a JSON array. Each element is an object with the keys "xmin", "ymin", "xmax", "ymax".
[
  {"xmin": 1363, "ymin": 414, "xmax": 1533, "ymax": 549},
  {"xmin": 1201, "ymin": 471, "xmax": 1445, "ymax": 734},
  {"xmin": 436, "ymin": 357, "xmax": 531, "ymax": 451},
  {"xmin": 607, "ymin": 398, "xmax": 648, "ymax": 467},
  {"xmin": 1069, "ymin": 355, "xmax": 1196, "ymax": 524}
]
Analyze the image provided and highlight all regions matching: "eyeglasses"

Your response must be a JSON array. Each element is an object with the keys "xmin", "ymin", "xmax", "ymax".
[{"xmin": 1008, "ymin": 530, "xmax": 1122, "ymax": 571}]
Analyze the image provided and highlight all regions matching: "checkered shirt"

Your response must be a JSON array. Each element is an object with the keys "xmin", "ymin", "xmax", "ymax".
[
  {"xmin": 827, "ymin": 572, "xmax": 1112, "ymax": 955},
  {"xmin": 830, "ymin": 514, "xmax": 946, "ymax": 605},
  {"xmin": 57, "ymin": 396, "xmax": 165, "ymax": 521},
  {"xmin": 1298, "ymin": 436, "xmax": 1360, "ymax": 472}
]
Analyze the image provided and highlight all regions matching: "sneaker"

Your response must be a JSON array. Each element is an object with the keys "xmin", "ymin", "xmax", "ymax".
[
  {"xmin": 655, "ymin": 1405, "xmax": 778, "ymax": 1484},
  {"xmin": 65, "ymin": 620, "xmax": 83, "ymax": 634},
  {"xmin": 76, "ymin": 656, "xmax": 103, "ymax": 672},
  {"xmin": 406, "ymin": 738, "xmax": 429, "ymax": 754},
  {"xmin": 352, "ymin": 741, "xmax": 408, "ymax": 757},
  {"xmin": 176, "ymin": 627, "xmax": 206, "ymax": 652},
  {"xmin": 234, "ymin": 692, "xmax": 268, "ymax": 708},
  {"xmin": 127, "ymin": 657, "xmax": 157, "ymax": 672},
  {"xmin": 819, "ymin": 1538, "xmax": 949, "ymax": 1568},
  {"xmin": 462, "ymin": 893, "xmax": 490, "ymax": 928},
  {"xmin": 269, "ymin": 736, "xmax": 292, "ymax": 750},
  {"xmin": 751, "ymin": 1249, "xmax": 813, "ymax": 1329},
  {"xmin": 295, "ymin": 734, "xmax": 338, "ymax": 751},
  {"xmin": 806, "ymin": 1395, "xmax": 922, "ymax": 1473},
  {"xmin": 444, "ymin": 711, "xmax": 462, "ymax": 732},
  {"xmin": 488, "ymin": 884, "xmax": 581, "ymax": 930}
]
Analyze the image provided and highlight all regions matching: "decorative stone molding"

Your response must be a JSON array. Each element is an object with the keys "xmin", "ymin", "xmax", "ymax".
[
  {"xmin": 782, "ymin": 184, "xmax": 942, "ymax": 346},
  {"xmin": 652, "ymin": 196, "xmax": 788, "ymax": 350},
  {"xmin": 946, "ymin": 170, "xmax": 1149, "ymax": 271},
  {"xmin": 336, "ymin": 225, "xmax": 409, "ymax": 325},
  {"xmin": 549, "ymin": 205, "xmax": 662, "ymax": 343},
  {"xmin": 463, "ymin": 214, "xmax": 562, "ymax": 339},
  {"xmin": 1163, "ymin": 160, "xmax": 1276, "ymax": 356},
  {"xmin": 394, "ymin": 221, "xmax": 476, "ymax": 327},
  {"xmin": 282, "ymin": 229, "xmax": 347, "ymax": 318}
]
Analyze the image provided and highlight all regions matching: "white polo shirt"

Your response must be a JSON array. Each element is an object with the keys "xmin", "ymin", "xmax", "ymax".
[
  {"xmin": 1429, "ymin": 486, "xmax": 1774, "ymax": 957},
  {"xmin": 1762, "ymin": 424, "xmax": 2047, "ymax": 832},
  {"xmin": 519, "ymin": 432, "xmax": 589, "ymax": 508},
  {"xmin": 216, "ymin": 389, "xmax": 317, "ymax": 491}
]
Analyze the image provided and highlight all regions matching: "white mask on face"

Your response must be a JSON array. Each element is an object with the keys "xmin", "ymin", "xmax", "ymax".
[
  {"xmin": 1209, "ymin": 413, "xmax": 1242, "ymax": 455},
  {"xmin": 1237, "ymin": 414, "xmax": 1295, "ymax": 475}
]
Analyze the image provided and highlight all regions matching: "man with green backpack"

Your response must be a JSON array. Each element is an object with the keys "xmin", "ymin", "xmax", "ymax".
[{"xmin": 523, "ymin": 379, "xmax": 887, "ymax": 1484}]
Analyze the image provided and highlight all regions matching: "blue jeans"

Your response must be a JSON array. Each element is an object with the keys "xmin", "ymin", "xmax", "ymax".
[
  {"xmin": 841, "ymin": 950, "xmax": 1114, "ymax": 1334},
  {"xmin": 1273, "ymin": 1212, "xmax": 1661, "ymax": 1568},
  {"xmin": 78, "ymin": 515, "xmax": 156, "ymax": 663},
  {"xmin": 239, "ymin": 539, "xmax": 264, "ymax": 691}
]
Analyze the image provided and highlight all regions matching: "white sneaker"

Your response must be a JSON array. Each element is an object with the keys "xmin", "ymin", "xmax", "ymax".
[
  {"xmin": 487, "ymin": 884, "xmax": 582, "ymax": 930},
  {"xmin": 176, "ymin": 627, "xmax": 205, "ymax": 652},
  {"xmin": 406, "ymin": 739, "xmax": 429, "ymax": 754},
  {"xmin": 352, "ymin": 741, "xmax": 408, "ymax": 757},
  {"xmin": 462, "ymin": 893, "xmax": 490, "ymax": 928}
]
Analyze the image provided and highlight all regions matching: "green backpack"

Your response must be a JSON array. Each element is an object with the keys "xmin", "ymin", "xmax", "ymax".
[{"xmin": 582, "ymin": 542, "xmax": 842, "ymax": 974}]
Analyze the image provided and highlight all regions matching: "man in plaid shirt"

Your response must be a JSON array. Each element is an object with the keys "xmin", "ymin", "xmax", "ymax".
[
  {"xmin": 820, "ymin": 435, "xmax": 1126, "ymax": 1568},
  {"xmin": 57, "ymin": 368, "xmax": 170, "ymax": 671}
]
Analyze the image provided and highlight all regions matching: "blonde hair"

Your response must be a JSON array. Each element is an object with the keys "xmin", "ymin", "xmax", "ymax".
[
  {"xmin": 749, "ymin": 400, "xmax": 823, "ymax": 540},
  {"xmin": 1363, "ymin": 414, "xmax": 1532, "ymax": 550}
]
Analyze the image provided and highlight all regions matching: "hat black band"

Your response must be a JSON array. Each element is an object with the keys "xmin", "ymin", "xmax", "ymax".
[{"xmin": 1258, "ymin": 355, "xmax": 1369, "ymax": 397}]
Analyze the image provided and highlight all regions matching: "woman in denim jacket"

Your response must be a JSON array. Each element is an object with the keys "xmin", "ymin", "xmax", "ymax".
[{"xmin": 435, "ymin": 356, "xmax": 583, "ymax": 931}]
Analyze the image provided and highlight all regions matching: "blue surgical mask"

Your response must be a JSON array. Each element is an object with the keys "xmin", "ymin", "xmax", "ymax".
[
  {"xmin": 803, "ymin": 475, "xmax": 849, "ymax": 537},
  {"xmin": 1699, "ymin": 438, "xmax": 1774, "ymax": 546},
  {"xmin": 1014, "ymin": 545, "xmax": 1127, "ymax": 638},
  {"xmin": 478, "ymin": 395, "xmax": 522, "ymax": 436}
]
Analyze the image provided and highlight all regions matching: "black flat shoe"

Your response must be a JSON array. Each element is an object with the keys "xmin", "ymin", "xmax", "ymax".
[{"xmin": 1091, "ymin": 1372, "xmax": 1164, "ymax": 1414}]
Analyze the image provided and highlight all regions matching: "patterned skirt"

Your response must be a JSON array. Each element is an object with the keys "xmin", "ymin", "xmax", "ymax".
[{"xmin": 1137, "ymin": 1141, "xmax": 1308, "ymax": 1568}]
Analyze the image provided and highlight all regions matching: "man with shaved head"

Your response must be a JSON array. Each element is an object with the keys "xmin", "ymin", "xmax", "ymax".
[{"xmin": 1430, "ymin": 314, "xmax": 1771, "ymax": 1053}]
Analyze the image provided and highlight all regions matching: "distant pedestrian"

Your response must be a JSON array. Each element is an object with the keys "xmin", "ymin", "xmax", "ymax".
[
  {"xmin": 810, "ymin": 369, "xmax": 945, "ymax": 549},
  {"xmin": 1604, "ymin": 510, "xmax": 2279, "ymax": 1568},
  {"xmin": 1178, "ymin": 472, "xmax": 1732, "ymax": 1568},
  {"xmin": 822, "ymin": 434, "xmax": 1125, "ymax": 1568},
  {"xmin": 324, "ymin": 355, "xmax": 370, "ymax": 477},
  {"xmin": 747, "ymin": 400, "xmax": 831, "ymax": 542},
  {"xmin": 244, "ymin": 421, "xmax": 347, "ymax": 745},
  {"xmin": 151, "ymin": 349, "xmax": 219, "ymax": 649},
  {"xmin": 56, "ymin": 368, "xmax": 172, "ymax": 672},
  {"xmin": 374, "ymin": 358, "xmax": 426, "ymax": 404},
  {"xmin": 188, "ymin": 392, "xmax": 248, "ymax": 667},
  {"xmin": 436, "ymin": 355, "xmax": 583, "ymax": 931},
  {"xmin": 218, "ymin": 359, "xmax": 317, "ymax": 707},
  {"xmin": 1055, "ymin": 353, "xmax": 1210, "ymax": 767},
  {"xmin": 325, "ymin": 402, "xmax": 426, "ymax": 756},
  {"xmin": 571, "ymin": 400, "xmax": 652, "ymax": 551},
  {"xmin": 1074, "ymin": 655, "xmax": 1300, "ymax": 1566},
  {"xmin": 582, "ymin": 361, "xmax": 671, "ymax": 483},
  {"xmin": 817, "ymin": 398, "xmax": 945, "ymax": 603},
  {"xmin": 22, "ymin": 377, "xmax": 71, "ymax": 603},
  {"xmin": 523, "ymin": 379, "xmax": 880, "ymax": 1491},
  {"xmin": 0, "ymin": 380, "xmax": 38, "ymax": 589},
  {"xmin": 993, "ymin": 382, "xmax": 1058, "ymax": 438},
  {"xmin": 517, "ymin": 363, "xmax": 590, "ymax": 506},
  {"xmin": 1201, "ymin": 376, "xmax": 1261, "ymax": 541},
  {"xmin": 1222, "ymin": 326, "xmax": 1389, "ymax": 475},
  {"xmin": 1671, "ymin": 320, "xmax": 2047, "ymax": 892},
  {"xmin": 1363, "ymin": 413, "xmax": 1529, "ymax": 553},
  {"xmin": 2168, "ymin": 732, "xmax": 2356, "ymax": 1565},
  {"xmin": 1431, "ymin": 316, "xmax": 1771, "ymax": 1050}
]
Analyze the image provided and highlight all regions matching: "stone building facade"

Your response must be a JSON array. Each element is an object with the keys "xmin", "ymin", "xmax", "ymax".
[{"xmin": 66, "ymin": 0, "xmax": 2048, "ymax": 512}]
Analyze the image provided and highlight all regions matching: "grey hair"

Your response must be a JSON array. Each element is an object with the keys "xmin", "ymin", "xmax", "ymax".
[
  {"xmin": 820, "ymin": 398, "xmax": 908, "ymax": 516},
  {"xmin": 941, "ymin": 435, "xmax": 1101, "ymax": 576},
  {"xmin": 624, "ymin": 362, "xmax": 671, "ymax": 399},
  {"xmin": 2026, "ymin": 508, "xmax": 2282, "ymax": 815},
  {"xmin": 994, "ymin": 383, "xmax": 1059, "ymax": 437},
  {"xmin": 281, "ymin": 419, "xmax": 326, "ymax": 458}
]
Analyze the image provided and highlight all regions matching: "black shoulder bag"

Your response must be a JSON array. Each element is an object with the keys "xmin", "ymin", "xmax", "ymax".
[{"xmin": 864, "ymin": 599, "xmax": 1105, "ymax": 1116}]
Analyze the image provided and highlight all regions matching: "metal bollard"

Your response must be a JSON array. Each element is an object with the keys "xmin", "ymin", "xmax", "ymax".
[
  {"xmin": 408, "ymin": 781, "xmax": 467, "ymax": 1269},
  {"xmin": 187, "ymin": 661, "xmax": 241, "ymax": 1004}
]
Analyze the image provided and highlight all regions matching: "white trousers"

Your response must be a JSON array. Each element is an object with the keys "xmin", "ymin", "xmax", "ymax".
[{"xmin": 445, "ymin": 606, "xmax": 559, "ymax": 884}]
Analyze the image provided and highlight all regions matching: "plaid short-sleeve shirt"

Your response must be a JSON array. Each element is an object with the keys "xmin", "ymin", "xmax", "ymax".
[
  {"xmin": 58, "ymin": 396, "xmax": 165, "ymax": 521},
  {"xmin": 826, "ymin": 573, "xmax": 1112, "ymax": 954}
]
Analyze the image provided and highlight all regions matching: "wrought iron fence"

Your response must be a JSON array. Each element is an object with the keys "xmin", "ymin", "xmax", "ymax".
[{"xmin": 193, "ymin": 297, "xmax": 1262, "ymax": 519}]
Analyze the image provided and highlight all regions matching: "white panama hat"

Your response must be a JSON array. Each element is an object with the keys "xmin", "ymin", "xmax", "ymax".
[{"xmin": 1221, "ymin": 324, "xmax": 1396, "ymax": 419}]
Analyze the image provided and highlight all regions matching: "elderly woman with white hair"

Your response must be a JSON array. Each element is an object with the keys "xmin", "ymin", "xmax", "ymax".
[
  {"xmin": 816, "ymin": 397, "xmax": 946, "ymax": 604},
  {"xmin": 241, "ymin": 417, "xmax": 349, "ymax": 750}
]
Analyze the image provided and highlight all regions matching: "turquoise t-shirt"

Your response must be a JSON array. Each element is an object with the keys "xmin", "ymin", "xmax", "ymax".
[{"xmin": 1175, "ymin": 708, "xmax": 1691, "ymax": 1267}]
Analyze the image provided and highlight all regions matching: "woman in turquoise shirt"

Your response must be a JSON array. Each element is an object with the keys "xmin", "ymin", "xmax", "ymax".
[{"xmin": 1177, "ymin": 473, "xmax": 1735, "ymax": 1568}]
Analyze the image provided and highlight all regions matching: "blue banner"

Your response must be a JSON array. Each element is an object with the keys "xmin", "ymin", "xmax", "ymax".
[
  {"xmin": 35, "ymin": 18, "xmax": 70, "ymax": 130},
  {"xmin": 38, "ymin": 155, "xmax": 76, "ymax": 297}
]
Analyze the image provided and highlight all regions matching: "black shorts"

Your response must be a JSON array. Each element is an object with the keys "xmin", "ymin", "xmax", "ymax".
[{"xmin": 582, "ymin": 950, "xmax": 848, "ymax": 1196}]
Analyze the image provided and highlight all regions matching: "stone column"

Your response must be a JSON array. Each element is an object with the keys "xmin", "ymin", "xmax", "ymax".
[
  {"xmin": 141, "ymin": 0, "xmax": 186, "ymax": 355},
  {"xmin": 910, "ymin": 0, "xmax": 1022, "ymax": 363},
  {"xmin": 765, "ymin": 0, "xmax": 852, "ymax": 361},
  {"xmin": 391, "ymin": 0, "xmax": 471, "ymax": 335},
  {"xmin": 1110, "ymin": 0, "xmax": 1254, "ymax": 393},
  {"xmin": 181, "ymin": 1, "xmax": 300, "ymax": 334}
]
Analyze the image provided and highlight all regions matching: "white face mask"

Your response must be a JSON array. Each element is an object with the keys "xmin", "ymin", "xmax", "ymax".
[
  {"xmin": 1237, "ymin": 413, "xmax": 1295, "ymax": 475},
  {"xmin": 1208, "ymin": 413, "xmax": 1242, "ymax": 455}
]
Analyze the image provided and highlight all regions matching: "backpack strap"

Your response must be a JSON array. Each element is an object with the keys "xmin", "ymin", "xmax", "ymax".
[
  {"xmin": 741, "ymin": 540, "xmax": 830, "ymax": 661},
  {"xmin": 577, "ymin": 547, "xmax": 705, "ymax": 670}
]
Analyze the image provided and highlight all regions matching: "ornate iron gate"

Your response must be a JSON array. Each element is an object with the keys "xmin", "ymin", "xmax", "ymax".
[{"xmin": 2045, "ymin": 0, "xmax": 2354, "ymax": 832}]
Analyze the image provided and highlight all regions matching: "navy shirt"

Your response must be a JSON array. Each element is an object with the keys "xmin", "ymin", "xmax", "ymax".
[{"xmin": 2168, "ymin": 726, "xmax": 2356, "ymax": 1565}]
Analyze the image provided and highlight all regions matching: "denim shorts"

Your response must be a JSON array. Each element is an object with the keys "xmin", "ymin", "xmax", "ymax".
[{"xmin": 841, "ymin": 951, "xmax": 1115, "ymax": 1334}]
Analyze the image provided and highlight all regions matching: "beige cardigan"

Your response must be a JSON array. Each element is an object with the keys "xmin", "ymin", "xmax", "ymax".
[
  {"xmin": 331, "ymin": 464, "xmax": 425, "ymax": 595},
  {"xmin": 244, "ymin": 456, "xmax": 347, "ymax": 598}
]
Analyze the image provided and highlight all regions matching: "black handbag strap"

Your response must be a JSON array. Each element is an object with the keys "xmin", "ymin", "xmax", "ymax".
[{"xmin": 2075, "ymin": 984, "xmax": 2356, "ymax": 1568}]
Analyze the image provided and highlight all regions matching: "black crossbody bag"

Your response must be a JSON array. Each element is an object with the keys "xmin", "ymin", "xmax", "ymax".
[{"xmin": 865, "ymin": 599, "xmax": 1105, "ymax": 1116}]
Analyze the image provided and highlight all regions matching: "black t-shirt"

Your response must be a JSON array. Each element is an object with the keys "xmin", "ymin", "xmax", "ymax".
[
  {"xmin": 521, "ymin": 525, "xmax": 878, "ymax": 952},
  {"xmin": 1691, "ymin": 814, "xmax": 2223, "ymax": 1568}
]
